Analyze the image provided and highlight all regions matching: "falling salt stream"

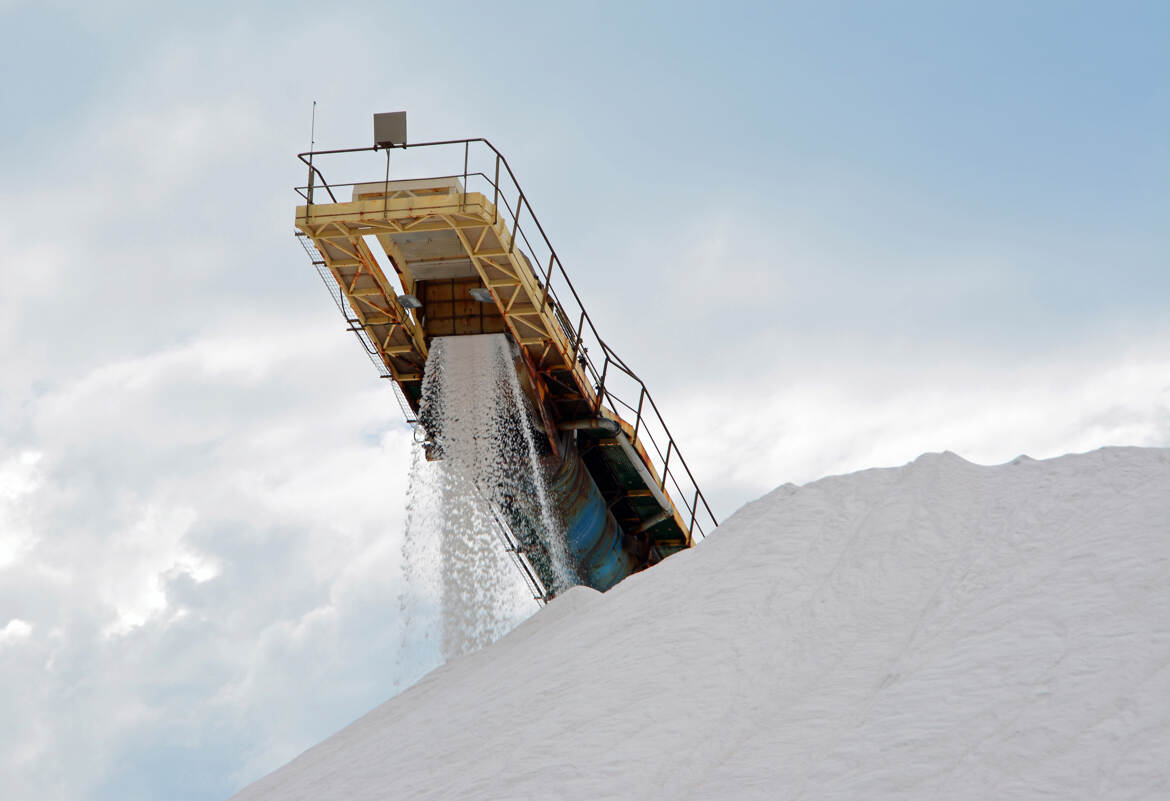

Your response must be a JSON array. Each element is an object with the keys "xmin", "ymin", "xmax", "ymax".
[{"xmin": 399, "ymin": 334, "xmax": 576, "ymax": 664}]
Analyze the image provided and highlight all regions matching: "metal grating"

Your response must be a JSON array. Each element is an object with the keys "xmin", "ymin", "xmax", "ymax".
[{"xmin": 296, "ymin": 231, "xmax": 417, "ymax": 424}]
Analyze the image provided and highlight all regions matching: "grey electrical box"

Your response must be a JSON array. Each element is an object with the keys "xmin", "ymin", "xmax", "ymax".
[{"xmin": 374, "ymin": 111, "xmax": 407, "ymax": 148}]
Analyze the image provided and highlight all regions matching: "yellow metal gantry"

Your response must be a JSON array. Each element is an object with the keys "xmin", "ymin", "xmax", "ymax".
[
  {"xmin": 297, "ymin": 178, "xmax": 599, "ymax": 447},
  {"xmin": 295, "ymin": 137, "xmax": 718, "ymax": 575}
]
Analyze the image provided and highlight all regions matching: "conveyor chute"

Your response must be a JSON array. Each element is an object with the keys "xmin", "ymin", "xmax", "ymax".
[{"xmin": 294, "ymin": 124, "xmax": 717, "ymax": 600}]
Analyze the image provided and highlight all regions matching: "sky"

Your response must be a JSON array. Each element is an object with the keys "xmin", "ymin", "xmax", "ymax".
[{"xmin": 0, "ymin": 1, "xmax": 1166, "ymax": 799}]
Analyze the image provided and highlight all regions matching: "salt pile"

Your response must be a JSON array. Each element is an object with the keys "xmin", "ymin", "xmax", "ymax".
[{"xmin": 233, "ymin": 446, "xmax": 1169, "ymax": 801}]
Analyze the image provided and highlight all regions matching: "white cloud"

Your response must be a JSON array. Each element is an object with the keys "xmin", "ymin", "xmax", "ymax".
[
  {"xmin": 0, "ymin": 618, "xmax": 32, "ymax": 644},
  {"xmin": 99, "ymin": 504, "xmax": 206, "ymax": 638},
  {"xmin": 668, "ymin": 346, "xmax": 1170, "ymax": 514},
  {"xmin": 0, "ymin": 315, "xmax": 419, "ymax": 798},
  {"xmin": 0, "ymin": 452, "xmax": 43, "ymax": 569}
]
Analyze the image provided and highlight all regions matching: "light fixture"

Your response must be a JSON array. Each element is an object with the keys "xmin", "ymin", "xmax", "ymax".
[
  {"xmin": 398, "ymin": 294, "xmax": 422, "ymax": 309},
  {"xmin": 469, "ymin": 287, "xmax": 494, "ymax": 303}
]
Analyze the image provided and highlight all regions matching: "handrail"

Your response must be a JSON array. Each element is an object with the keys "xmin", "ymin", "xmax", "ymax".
[{"xmin": 295, "ymin": 138, "xmax": 718, "ymax": 539}]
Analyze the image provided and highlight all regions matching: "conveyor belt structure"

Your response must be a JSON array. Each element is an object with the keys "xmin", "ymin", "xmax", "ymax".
[{"xmin": 294, "ymin": 133, "xmax": 716, "ymax": 601}]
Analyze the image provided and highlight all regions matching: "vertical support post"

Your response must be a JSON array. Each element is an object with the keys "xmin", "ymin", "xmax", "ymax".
[
  {"xmin": 569, "ymin": 308, "xmax": 586, "ymax": 365},
  {"xmin": 461, "ymin": 141, "xmax": 469, "ymax": 211},
  {"xmin": 660, "ymin": 440, "xmax": 673, "ymax": 490},
  {"xmin": 594, "ymin": 355, "xmax": 610, "ymax": 413},
  {"xmin": 510, "ymin": 194, "xmax": 524, "ymax": 254},
  {"xmin": 688, "ymin": 490, "xmax": 699, "ymax": 536},
  {"xmin": 492, "ymin": 155, "xmax": 500, "ymax": 225},
  {"xmin": 632, "ymin": 387, "xmax": 646, "ymax": 442},
  {"xmin": 540, "ymin": 253, "xmax": 554, "ymax": 311},
  {"xmin": 382, "ymin": 147, "xmax": 391, "ymax": 219}
]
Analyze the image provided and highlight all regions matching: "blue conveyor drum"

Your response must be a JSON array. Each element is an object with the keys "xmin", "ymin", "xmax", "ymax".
[{"xmin": 546, "ymin": 434, "xmax": 636, "ymax": 592}]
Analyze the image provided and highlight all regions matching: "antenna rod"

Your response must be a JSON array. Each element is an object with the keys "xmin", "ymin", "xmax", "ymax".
[{"xmin": 307, "ymin": 100, "xmax": 318, "ymax": 205}]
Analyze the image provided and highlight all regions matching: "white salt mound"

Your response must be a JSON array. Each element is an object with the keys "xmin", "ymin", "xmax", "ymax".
[{"xmin": 231, "ymin": 446, "xmax": 1170, "ymax": 801}]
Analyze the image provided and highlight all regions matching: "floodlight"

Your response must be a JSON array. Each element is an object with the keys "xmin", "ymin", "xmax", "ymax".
[
  {"xmin": 469, "ymin": 287, "xmax": 494, "ymax": 303},
  {"xmin": 398, "ymin": 294, "xmax": 423, "ymax": 309}
]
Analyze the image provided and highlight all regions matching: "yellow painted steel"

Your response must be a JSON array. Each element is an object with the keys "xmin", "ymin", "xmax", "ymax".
[
  {"xmin": 296, "ymin": 181, "xmax": 598, "ymax": 446},
  {"xmin": 295, "ymin": 163, "xmax": 713, "ymax": 567}
]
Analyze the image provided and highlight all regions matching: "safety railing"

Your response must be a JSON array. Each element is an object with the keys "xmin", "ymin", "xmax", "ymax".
[
  {"xmin": 295, "ymin": 138, "xmax": 717, "ymax": 540},
  {"xmin": 295, "ymin": 231, "xmax": 417, "ymax": 423}
]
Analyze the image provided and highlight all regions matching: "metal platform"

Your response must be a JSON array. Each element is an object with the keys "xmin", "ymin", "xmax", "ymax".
[{"xmin": 294, "ymin": 135, "xmax": 716, "ymax": 589}]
